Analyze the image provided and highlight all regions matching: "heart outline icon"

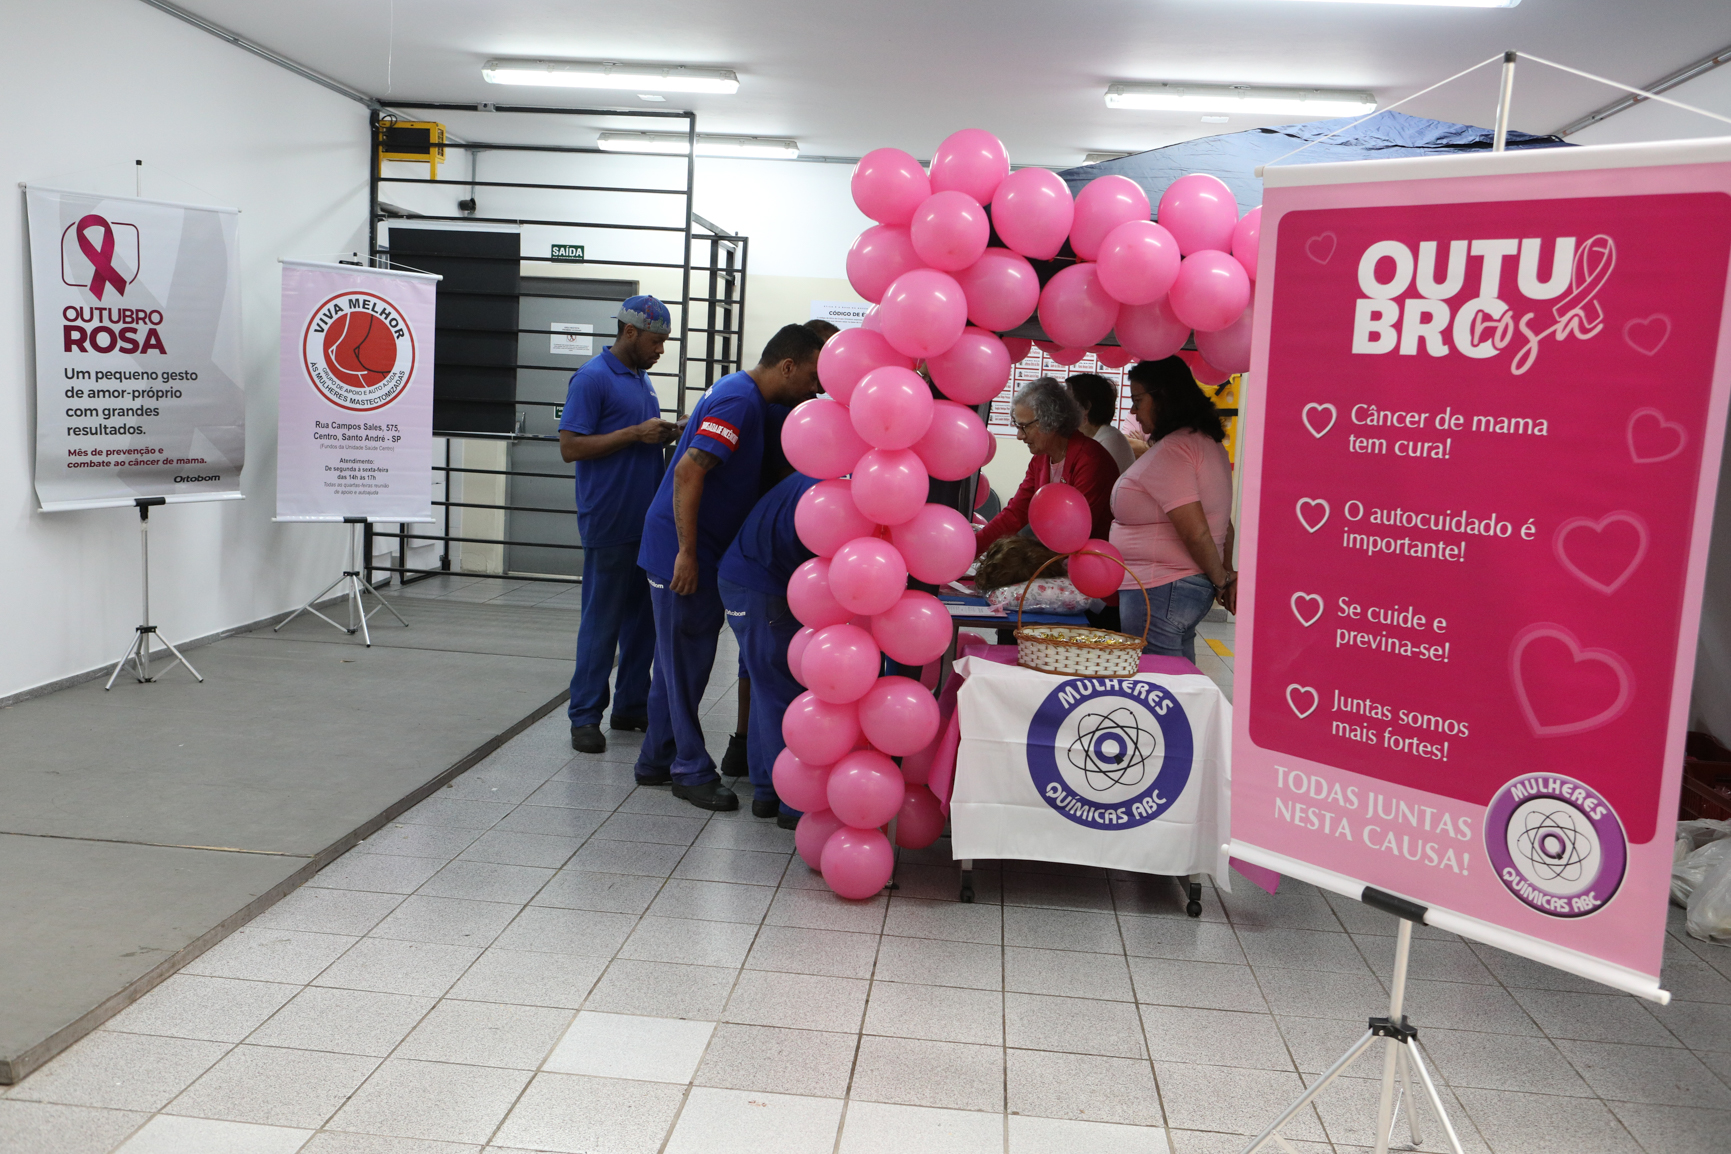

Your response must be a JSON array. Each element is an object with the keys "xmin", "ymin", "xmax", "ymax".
[
  {"xmin": 1290, "ymin": 592, "xmax": 1324, "ymax": 627},
  {"xmin": 1302, "ymin": 403, "xmax": 1337, "ymax": 438},
  {"xmin": 1306, "ymin": 233, "xmax": 1337, "ymax": 264},
  {"xmin": 1623, "ymin": 314, "xmax": 1671, "ymax": 356},
  {"xmin": 1295, "ymin": 498, "xmax": 1330, "ymax": 533},
  {"xmin": 1509, "ymin": 623, "xmax": 1634, "ymax": 738},
  {"xmin": 1286, "ymin": 684, "xmax": 1319, "ymax": 718},
  {"xmin": 1554, "ymin": 511, "xmax": 1649, "ymax": 595},
  {"xmin": 1626, "ymin": 407, "xmax": 1687, "ymax": 464}
]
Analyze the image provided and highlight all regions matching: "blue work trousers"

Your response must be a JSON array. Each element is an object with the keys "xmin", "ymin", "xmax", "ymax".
[
  {"xmin": 720, "ymin": 578, "xmax": 804, "ymax": 813},
  {"xmin": 636, "ymin": 577, "xmax": 725, "ymax": 785},
  {"xmin": 568, "ymin": 542, "xmax": 655, "ymax": 728}
]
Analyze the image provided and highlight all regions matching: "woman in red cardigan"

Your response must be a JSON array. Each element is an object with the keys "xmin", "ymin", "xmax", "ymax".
[{"xmin": 975, "ymin": 375, "xmax": 1118, "ymax": 554}]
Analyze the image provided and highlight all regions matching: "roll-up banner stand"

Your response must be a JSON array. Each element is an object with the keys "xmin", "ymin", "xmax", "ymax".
[
  {"xmin": 1232, "ymin": 138, "xmax": 1731, "ymax": 1003},
  {"xmin": 25, "ymin": 186, "xmax": 246, "ymax": 512},
  {"xmin": 275, "ymin": 260, "xmax": 439, "ymax": 524}
]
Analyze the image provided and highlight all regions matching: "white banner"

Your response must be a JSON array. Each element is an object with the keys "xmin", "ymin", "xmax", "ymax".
[
  {"xmin": 950, "ymin": 657, "xmax": 1232, "ymax": 880},
  {"xmin": 276, "ymin": 261, "xmax": 439, "ymax": 522},
  {"xmin": 26, "ymin": 186, "xmax": 245, "ymax": 512}
]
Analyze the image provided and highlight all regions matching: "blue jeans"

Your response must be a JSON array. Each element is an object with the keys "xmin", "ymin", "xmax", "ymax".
[
  {"xmin": 1121, "ymin": 573, "xmax": 1216, "ymax": 662},
  {"xmin": 568, "ymin": 542, "xmax": 654, "ymax": 728},
  {"xmin": 636, "ymin": 577, "xmax": 725, "ymax": 785},
  {"xmin": 720, "ymin": 578, "xmax": 803, "ymax": 812}
]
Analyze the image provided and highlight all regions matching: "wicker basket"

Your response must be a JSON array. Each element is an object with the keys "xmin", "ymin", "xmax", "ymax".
[{"xmin": 1013, "ymin": 551, "xmax": 1152, "ymax": 678}]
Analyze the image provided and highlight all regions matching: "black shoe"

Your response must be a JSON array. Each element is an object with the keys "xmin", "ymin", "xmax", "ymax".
[
  {"xmin": 571, "ymin": 725, "xmax": 605, "ymax": 754},
  {"xmin": 751, "ymin": 796, "xmax": 780, "ymax": 819},
  {"xmin": 776, "ymin": 812, "xmax": 800, "ymax": 831},
  {"xmin": 672, "ymin": 779, "xmax": 739, "ymax": 812},
  {"xmin": 720, "ymin": 733, "xmax": 749, "ymax": 777},
  {"xmin": 610, "ymin": 714, "xmax": 649, "ymax": 732},
  {"xmin": 635, "ymin": 767, "xmax": 673, "ymax": 786}
]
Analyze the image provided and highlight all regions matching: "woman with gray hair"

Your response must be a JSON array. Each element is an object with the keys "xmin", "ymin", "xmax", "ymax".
[{"xmin": 974, "ymin": 376, "xmax": 1119, "ymax": 557}]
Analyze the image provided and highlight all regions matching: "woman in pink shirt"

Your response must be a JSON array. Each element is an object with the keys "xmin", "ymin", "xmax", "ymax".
[{"xmin": 1109, "ymin": 357, "xmax": 1236, "ymax": 660}]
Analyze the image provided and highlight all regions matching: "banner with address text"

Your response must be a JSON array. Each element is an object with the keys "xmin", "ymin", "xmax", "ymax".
[{"xmin": 1231, "ymin": 140, "xmax": 1731, "ymax": 999}]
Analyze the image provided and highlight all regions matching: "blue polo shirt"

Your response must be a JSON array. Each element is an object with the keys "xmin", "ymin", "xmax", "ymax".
[
  {"xmin": 559, "ymin": 348, "xmax": 663, "ymax": 549},
  {"xmin": 719, "ymin": 472, "xmax": 819, "ymax": 596},
  {"xmin": 638, "ymin": 371, "xmax": 767, "ymax": 586}
]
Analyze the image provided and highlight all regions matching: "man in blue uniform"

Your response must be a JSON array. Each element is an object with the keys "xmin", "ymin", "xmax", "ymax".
[
  {"xmin": 636, "ymin": 324, "xmax": 826, "ymax": 811},
  {"xmin": 719, "ymin": 468, "xmax": 819, "ymax": 824},
  {"xmin": 558, "ymin": 296, "xmax": 679, "ymax": 754}
]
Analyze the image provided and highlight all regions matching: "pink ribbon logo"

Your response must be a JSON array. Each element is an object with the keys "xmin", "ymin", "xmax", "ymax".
[
  {"xmin": 1511, "ymin": 233, "xmax": 1615, "ymax": 375},
  {"xmin": 77, "ymin": 214, "xmax": 128, "ymax": 300}
]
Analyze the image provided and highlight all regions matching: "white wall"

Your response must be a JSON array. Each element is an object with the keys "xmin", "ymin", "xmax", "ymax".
[{"xmin": 1, "ymin": 0, "xmax": 370, "ymax": 699}]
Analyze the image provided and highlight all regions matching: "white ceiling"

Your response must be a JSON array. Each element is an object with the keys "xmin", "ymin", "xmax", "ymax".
[{"xmin": 168, "ymin": 0, "xmax": 1731, "ymax": 166}]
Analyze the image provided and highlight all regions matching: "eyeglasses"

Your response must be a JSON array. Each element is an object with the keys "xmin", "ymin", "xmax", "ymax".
[{"xmin": 1012, "ymin": 418, "xmax": 1038, "ymax": 433}]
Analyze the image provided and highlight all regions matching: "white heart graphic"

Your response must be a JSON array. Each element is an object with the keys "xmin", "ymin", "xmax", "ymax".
[
  {"xmin": 1295, "ymin": 498, "xmax": 1330, "ymax": 533},
  {"xmin": 1306, "ymin": 232, "xmax": 1337, "ymax": 264},
  {"xmin": 1302, "ymin": 403, "xmax": 1337, "ymax": 438},
  {"xmin": 1290, "ymin": 592, "xmax": 1323, "ymax": 627},
  {"xmin": 1553, "ymin": 511, "xmax": 1649, "ymax": 595},
  {"xmin": 1286, "ymin": 684, "xmax": 1319, "ymax": 718},
  {"xmin": 1623, "ymin": 314, "xmax": 1671, "ymax": 356},
  {"xmin": 1508, "ymin": 623, "xmax": 1634, "ymax": 738},
  {"xmin": 1626, "ymin": 407, "xmax": 1687, "ymax": 464}
]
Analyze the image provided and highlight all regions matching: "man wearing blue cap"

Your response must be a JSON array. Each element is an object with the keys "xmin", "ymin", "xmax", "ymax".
[
  {"xmin": 636, "ymin": 324, "xmax": 826, "ymax": 811},
  {"xmin": 559, "ymin": 295, "xmax": 679, "ymax": 754}
]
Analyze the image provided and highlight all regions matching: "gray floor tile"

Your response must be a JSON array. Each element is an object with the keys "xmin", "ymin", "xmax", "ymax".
[
  {"xmin": 397, "ymin": 798, "xmax": 515, "ymax": 831},
  {"xmin": 1507, "ymin": 987, "xmax": 1682, "ymax": 1047},
  {"xmin": 415, "ymin": 861, "xmax": 554, "ymax": 905},
  {"xmin": 694, "ymin": 1024, "xmax": 859, "ymax": 1098},
  {"xmin": 302, "ymin": 1130, "xmax": 482, "ymax": 1153},
  {"xmin": 490, "ymin": 1072, "xmax": 684, "ymax": 1154},
  {"xmin": 494, "ymin": 805, "xmax": 611, "ymax": 840},
  {"xmin": 311, "ymin": 938, "xmax": 482, "ymax": 998},
  {"xmin": 850, "ymin": 1035, "xmax": 1004, "ymax": 1111},
  {"xmin": 1216, "ymin": 883, "xmax": 1343, "ymax": 932},
  {"xmin": 1310, "ymin": 1069, "xmax": 1487, "ymax": 1153},
  {"xmin": 182, "ymin": 927, "xmax": 358, "ymax": 985},
  {"xmin": 766, "ymin": 888, "xmax": 889, "ymax": 934},
  {"xmin": 165, "ymin": 1044, "xmax": 378, "ymax": 1128},
  {"xmin": 746, "ymin": 925, "xmax": 881, "ymax": 979},
  {"xmin": 724, "ymin": 969, "xmax": 868, "ymax": 1033},
  {"xmin": 1251, "ymin": 967, "xmax": 1386, "ymax": 1021},
  {"xmin": 246, "ymin": 986, "xmax": 434, "ymax": 1056},
  {"xmin": 326, "ymin": 1059, "xmax": 530, "ymax": 1145},
  {"xmin": 1608, "ymin": 1101, "xmax": 1731, "ymax": 1154},
  {"xmin": 444, "ymin": 773, "xmax": 553, "ymax": 807},
  {"xmin": 533, "ymin": 869, "xmax": 666, "ymax": 915},
  {"xmin": 456, "ymin": 829, "xmax": 583, "ymax": 870},
  {"xmin": 1452, "ymin": 1087, "xmax": 1639, "ymax": 1154},
  {"xmin": 864, "ymin": 981, "xmax": 1003, "ymax": 1046},
  {"xmin": 394, "ymin": 999, "xmax": 574, "ymax": 1069},
  {"xmin": 524, "ymin": 779, "xmax": 636, "ymax": 811},
  {"xmin": 691, "ymin": 812, "xmax": 799, "ymax": 853},
  {"xmin": 1275, "ymin": 1015, "xmax": 1383, "ymax": 1078},
  {"xmin": 446, "ymin": 948, "xmax": 607, "ymax": 1009},
  {"xmin": 489, "ymin": 905, "xmax": 638, "ymax": 957},
  {"xmin": 1467, "ymin": 942, "xmax": 1610, "ymax": 995},
  {"xmin": 250, "ymin": 888, "xmax": 404, "ymax": 937},
  {"xmin": 594, "ymin": 811, "xmax": 707, "ymax": 847},
  {"xmin": 353, "ymin": 825, "xmax": 481, "ymax": 862},
  {"xmin": 1006, "ymin": 992, "xmax": 1148, "ymax": 1058},
  {"xmin": 103, "ymin": 975, "xmax": 299, "ymax": 1043},
  {"xmin": 1660, "ymin": 939, "xmax": 1731, "ymax": 1004},
  {"xmin": 566, "ymin": 839, "xmax": 687, "ymax": 878},
  {"xmin": 1002, "ymin": 906, "xmax": 1122, "ymax": 953},
  {"xmin": 883, "ymin": 897, "xmax": 1003, "ymax": 945},
  {"xmin": 1111, "ymin": 875, "xmax": 1228, "ymax": 921},
  {"xmin": 618, "ymin": 785, "xmax": 714, "ymax": 817},
  {"xmin": 1006, "ymin": 1049, "xmax": 1163, "ymax": 1126},
  {"xmin": 1402, "ymin": 979, "xmax": 1542, "ymax": 1037},
  {"xmin": 1420, "ymin": 1028, "xmax": 1595, "ymax": 1098},
  {"xmin": 1153, "ymin": 1061, "xmax": 1326, "ymax": 1139},
  {"xmin": 1166, "ymin": 1128, "xmax": 1327, "ymax": 1154},
  {"xmin": 1128, "ymin": 957, "xmax": 1265, "ymax": 1012},
  {"xmin": 0, "ymin": 1100, "xmax": 149, "ymax": 1154},
  {"xmin": 889, "ymin": 862, "xmax": 1001, "ymax": 904},
  {"xmin": 643, "ymin": 878, "xmax": 773, "ymax": 924},
  {"xmin": 308, "ymin": 853, "xmax": 446, "ymax": 896},
  {"xmin": 618, "ymin": 916, "xmax": 758, "ymax": 968},
  {"xmin": 368, "ymin": 895, "xmax": 520, "ymax": 948},
  {"xmin": 1119, "ymin": 915, "xmax": 1244, "ymax": 964},
  {"xmin": 1235, "ymin": 926, "xmax": 1370, "ymax": 975},
  {"xmin": 1002, "ymin": 871, "xmax": 1115, "ymax": 912},
  {"xmin": 1647, "ymin": 997, "xmax": 1731, "ymax": 1051},
  {"xmin": 675, "ymin": 847, "xmax": 795, "ymax": 886},
  {"xmin": 1138, "ymin": 1006, "xmax": 1291, "ymax": 1071},
  {"xmin": 8, "ymin": 1031, "xmax": 229, "ymax": 1111},
  {"xmin": 584, "ymin": 959, "xmax": 738, "ymax": 1019},
  {"xmin": 1352, "ymin": 934, "xmax": 1494, "ymax": 984},
  {"xmin": 1009, "ymin": 947, "xmax": 1135, "ymax": 1001},
  {"xmin": 1555, "ymin": 1038, "xmax": 1731, "ymax": 1107},
  {"xmin": 872, "ymin": 935, "xmax": 1002, "ymax": 991}
]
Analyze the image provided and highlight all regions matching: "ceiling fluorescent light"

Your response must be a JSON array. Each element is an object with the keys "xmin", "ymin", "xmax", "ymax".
[
  {"xmin": 1106, "ymin": 83, "xmax": 1376, "ymax": 117},
  {"xmin": 1258, "ymin": 0, "xmax": 1519, "ymax": 6},
  {"xmin": 482, "ymin": 59, "xmax": 739, "ymax": 93},
  {"xmin": 597, "ymin": 132, "xmax": 799, "ymax": 160}
]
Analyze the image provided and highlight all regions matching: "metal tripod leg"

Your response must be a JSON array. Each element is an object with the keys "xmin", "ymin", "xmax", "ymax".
[
  {"xmin": 1242, "ymin": 1030, "xmax": 1380, "ymax": 1153},
  {"xmin": 274, "ymin": 522, "xmax": 408, "ymax": 645}
]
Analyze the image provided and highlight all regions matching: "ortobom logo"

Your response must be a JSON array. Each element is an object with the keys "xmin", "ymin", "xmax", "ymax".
[
  {"xmin": 1485, "ymin": 772, "xmax": 1627, "ymax": 918},
  {"xmin": 1025, "ymin": 677, "xmax": 1194, "ymax": 830}
]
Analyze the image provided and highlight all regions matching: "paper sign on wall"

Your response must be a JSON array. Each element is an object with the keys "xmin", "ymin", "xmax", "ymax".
[
  {"xmin": 809, "ymin": 300, "xmax": 869, "ymax": 330},
  {"xmin": 550, "ymin": 322, "xmax": 593, "ymax": 355}
]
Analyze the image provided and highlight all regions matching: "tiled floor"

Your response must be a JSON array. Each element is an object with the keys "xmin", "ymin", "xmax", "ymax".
[{"xmin": 6, "ymin": 589, "xmax": 1729, "ymax": 1154}]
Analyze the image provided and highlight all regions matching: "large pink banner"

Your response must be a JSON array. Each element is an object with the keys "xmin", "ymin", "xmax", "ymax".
[{"xmin": 1232, "ymin": 143, "xmax": 1731, "ymax": 996}]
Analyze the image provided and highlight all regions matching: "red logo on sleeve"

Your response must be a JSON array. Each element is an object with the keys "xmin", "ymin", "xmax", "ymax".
[{"xmin": 697, "ymin": 416, "xmax": 741, "ymax": 448}]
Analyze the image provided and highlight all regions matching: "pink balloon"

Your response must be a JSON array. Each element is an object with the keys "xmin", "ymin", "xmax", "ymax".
[
  {"xmin": 772, "ymin": 748, "xmax": 833, "ymax": 813},
  {"xmin": 783, "ymin": 398, "xmax": 869, "ymax": 480},
  {"xmin": 871, "ymin": 589, "xmax": 952, "ymax": 666},
  {"xmin": 1115, "ymin": 297, "xmax": 1191, "ymax": 361},
  {"xmin": 858, "ymin": 675, "xmax": 940, "ymax": 756},
  {"xmin": 879, "ymin": 269, "xmax": 968, "ymax": 359},
  {"xmin": 1095, "ymin": 345, "xmax": 1134, "ymax": 369},
  {"xmin": 826, "ymin": 749, "xmax": 906, "ymax": 828},
  {"xmin": 925, "ymin": 327, "xmax": 1012, "ymax": 406},
  {"xmin": 991, "ymin": 167, "xmax": 1075, "ymax": 260},
  {"xmin": 845, "ymin": 225, "xmax": 924, "ymax": 305},
  {"xmin": 1189, "ymin": 353, "xmax": 1233, "ymax": 387},
  {"xmin": 1157, "ymin": 173, "xmax": 1239, "ymax": 257},
  {"xmin": 1029, "ymin": 482, "xmax": 1091, "ymax": 553},
  {"xmin": 982, "ymin": 434, "xmax": 998, "ymax": 463},
  {"xmin": 910, "ymin": 190, "xmax": 990, "ymax": 272},
  {"xmin": 1001, "ymin": 336, "xmax": 1033, "ymax": 363},
  {"xmin": 817, "ymin": 327, "xmax": 913, "ymax": 407},
  {"xmin": 895, "ymin": 784, "xmax": 946, "ymax": 849},
  {"xmin": 1193, "ymin": 302, "xmax": 1254, "ymax": 374},
  {"xmin": 787, "ymin": 625, "xmax": 818, "ymax": 687},
  {"xmin": 828, "ymin": 537, "xmax": 909, "ymax": 616},
  {"xmin": 851, "ymin": 448, "xmax": 929, "ymax": 526},
  {"xmin": 851, "ymin": 148, "xmax": 931, "ymax": 227},
  {"xmin": 889, "ymin": 503, "xmax": 976, "ymax": 585},
  {"xmin": 860, "ymin": 305, "xmax": 883, "ymax": 332},
  {"xmin": 795, "ymin": 480, "xmax": 878, "ymax": 558},
  {"xmin": 787, "ymin": 558, "xmax": 852, "ymax": 629},
  {"xmin": 974, "ymin": 475, "xmax": 992, "ymax": 510},
  {"xmin": 820, "ymin": 824, "xmax": 895, "ymax": 899},
  {"xmin": 1071, "ymin": 175, "xmax": 1151, "ymax": 262},
  {"xmin": 1038, "ymin": 263, "xmax": 1120, "ymax": 349},
  {"xmin": 928, "ymin": 128, "xmax": 1010, "ymax": 206},
  {"xmin": 802, "ymin": 622, "xmax": 882, "ymax": 705},
  {"xmin": 913, "ymin": 399, "xmax": 990, "ymax": 481},
  {"xmin": 783, "ymin": 692, "xmax": 860, "ymax": 766},
  {"xmin": 795, "ymin": 808, "xmax": 847, "ymax": 869},
  {"xmin": 1231, "ymin": 206, "xmax": 1262, "ymax": 281},
  {"xmin": 952, "ymin": 248, "xmax": 1040, "ymax": 332},
  {"xmin": 1169, "ymin": 250, "xmax": 1252, "ymax": 333},
  {"xmin": 1069, "ymin": 539, "xmax": 1126, "ymax": 599},
  {"xmin": 850, "ymin": 366, "xmax": 934, "ymax": 450},
  {"xmin": 1097, "ymin": 220, "xmax": 1182, "ymax": 306},
  {"xmin": 901, "ymin": 740, "xmax": 935, "ymax": 785},
  {"xmin": 1048, "ymin": 346, "xmax": 1087, "ymax": 367}
]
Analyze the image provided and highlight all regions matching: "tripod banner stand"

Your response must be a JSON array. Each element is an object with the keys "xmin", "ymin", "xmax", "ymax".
[{"xmin": 1229, "ymin": 139, "xmax": 1731, "ymax": 1149}]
